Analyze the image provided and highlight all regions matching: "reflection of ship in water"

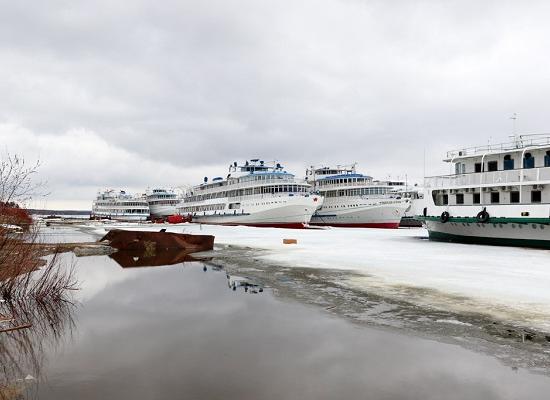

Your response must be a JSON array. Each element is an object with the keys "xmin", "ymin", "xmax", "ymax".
[
  {"xmin": 226, "ymin": 274, "xmax": 264, "ymax": 294},
  {"xmin": 110, "ymin": 249, "xmax": 203, "ymax": 268}
]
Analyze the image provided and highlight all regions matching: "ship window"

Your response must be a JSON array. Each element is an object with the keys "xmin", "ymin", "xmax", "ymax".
[
  {"xmin": 475, "ymin": 163, "xmax": 482, "ymax": 173},
  {"xmin": 523, "ymin": 153, "xmax": 535, "ymax": 169},
  {"xmin": 503, "ymin": 155, "xmax": 514, "ymax": 170},
  {"xmin": 456, "ymin": 193, "xmax": 464, "ymax": 204},
  {"xmin": 510, "ymin": 191, "xmax": 520, "ymax": 203},
  {"xmin": 473, "ymin": 193, "xmax": 480, "ymax": 204},
  {"xmin": 545, "ymin": 151, "xmax": 550, "ymax": 167},
  {"xmin": 442, "ymin": 194, "xmax": 448, "ymax": 205},
  {"xmin": 531, "ymin": 190, "xmax": 542, "ymax": 203},
  {"xmin": 491, "ymin": 192, "xmax": 500, "ymax": 204},
  {"xmin": 487, "ymin": 161, "xmax": 498, "ymax": 172}
]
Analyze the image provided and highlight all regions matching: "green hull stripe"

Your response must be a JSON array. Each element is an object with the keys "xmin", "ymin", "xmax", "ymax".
[
  {"xmin": 417, "ymin": 216, "xmax": 550, "ymax": 224},
  {"xmin": 428, "ymin": 231, "xmax": 550, "ymax": 249}
]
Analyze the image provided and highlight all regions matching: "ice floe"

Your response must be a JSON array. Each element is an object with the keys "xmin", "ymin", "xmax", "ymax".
[{"xmin": 82, "ymin": 222, "xmax": 550, "ymax": 331}]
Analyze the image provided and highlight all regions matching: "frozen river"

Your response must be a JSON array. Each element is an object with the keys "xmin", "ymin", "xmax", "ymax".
[
  {"xmin": 87, "ymin": 223, "xmax": 550, "ymax": 333},
  {"xmin": 11, "ymin": 223, "xmax": 549, "ymax": 398}
]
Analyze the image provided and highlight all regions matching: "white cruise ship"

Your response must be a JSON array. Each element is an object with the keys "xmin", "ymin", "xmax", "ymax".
[
  {"xmin": 92, "ymin": 190, "xmax": 150, "ymax": 221},
  {"xmin": 387, "ymin": 180, "xmax": 424, "ymax": 226},
  {"xmin": 415, "ymin": 134, "xmax": 550, "ymax": 248},
  {"xmin": 146, "ymin": 188, "xmax": 181, "ymax": 218},
  {"xmin": 178, "ymin": 159, "xmax": 322, "ymax": 228},
  {"xmin": 305, "ymin": 165, "xmax": 410, "ymax": 228}
]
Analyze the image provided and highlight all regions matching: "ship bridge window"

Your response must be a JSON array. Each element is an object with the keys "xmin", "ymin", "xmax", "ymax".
[
  {"xmin": 523, "ymin": 153, "xmax": 535, "ymax": 169},
  {"xmin": 487, "ymin": 161, "xmax": 498, "ymax": 172},
  {"xmin": 455, "ymin": 163, "xmax": 466, "ymax": 174},
  {"xmin": 545, "ymin": 151, "xmax": 550, "ymax": 167},
  {"xmin": 475, "ymin": 163, "xmax": 482, "ymax": 173},
  {"xmin": 504, "ymin": 155, "xmax": 514, "ymax": 170}
]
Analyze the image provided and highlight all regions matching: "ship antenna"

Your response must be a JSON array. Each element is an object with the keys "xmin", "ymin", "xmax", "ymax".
[
  {"xmin": 510, "ymin": 112, "xmax": 517, "ymax": 135},
  {"xmin": 423, "ymin": 147, "xmax": 426, "ymax": 179},
  {"xmin": 509, "ymin": 113, "xmax": 524, "ymax": 148}
]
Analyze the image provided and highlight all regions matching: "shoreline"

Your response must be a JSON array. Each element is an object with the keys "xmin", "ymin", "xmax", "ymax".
[{"xmin": 35, "ymin": 222, "xmax": 550, "ymax": 375}]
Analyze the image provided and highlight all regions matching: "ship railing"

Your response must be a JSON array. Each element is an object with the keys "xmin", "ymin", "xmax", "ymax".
[
  {"xmin": 424, "ymin": 166, "xmax": 550, "ymax": 188},
  {"xmin": 226, "ymin": 192, "xmax": 312, "ymax": 201},
  {"xmin": 196, "ymin": 178, "xmax": 310, "ymax": 194},
  {"xmin": 446, "ymin": 135, "xmax": 550, "ymax": 159},
  {"xmin": 314, "ymin": 181, "xmax": 385, "ymax": 189}
]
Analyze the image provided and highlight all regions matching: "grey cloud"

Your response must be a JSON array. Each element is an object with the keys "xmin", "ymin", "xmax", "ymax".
[{"xmin": 1, "ymin": 0, "xmax": 550, "ymax": 207}]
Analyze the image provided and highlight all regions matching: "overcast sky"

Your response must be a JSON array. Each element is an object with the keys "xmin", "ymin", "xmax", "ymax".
[{"xmin": 2, "ymin": 0, "xmax": 550, "ymax": 209}]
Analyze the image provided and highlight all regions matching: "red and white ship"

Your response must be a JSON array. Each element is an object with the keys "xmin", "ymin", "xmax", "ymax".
[
  {"xmin": 306, "ymin": 164, "xmax": 409, "ymax": 228},
  {"xmin": 178, "ymin": 159, "xmax": 322, "ymax": 228},
  {"xmin": 146, "ymin": 188, "xmax": 182, "ymax": 218}
]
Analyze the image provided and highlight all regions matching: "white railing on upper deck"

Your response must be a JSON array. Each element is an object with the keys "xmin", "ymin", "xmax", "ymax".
[
  {"xmin": 316, "ymin": 181, "xmax": 381, "ymax": 189},
  {"xmin": 193, "ymin": 177, "xmax": 309, "ymax": 195},
  {"xmin": 424, "ymin": 166, "xmax": 550, "ymax": 188},
  {"xmin": 226, "ymin": 192, "xmax": 311, "ymax": 201},
  {"xmin": 446, "ymin": 135, "xmax": 550, "ymax": 159}
]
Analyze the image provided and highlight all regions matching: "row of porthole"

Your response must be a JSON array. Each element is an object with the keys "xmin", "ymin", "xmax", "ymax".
[
  {"xmin": 316, "ymin": 216, "xmax": 361, "ymax": 219},
  {"xmin": 447, "ymin": 222, "xmax": 545, "ymax": 230},
  {"xmin": 248, "ymin": 201, "xmax": 288, "ymax": 206},
  {"xmin": 321, "ymin": 204, "xmax": 368, "ymax": 209}
]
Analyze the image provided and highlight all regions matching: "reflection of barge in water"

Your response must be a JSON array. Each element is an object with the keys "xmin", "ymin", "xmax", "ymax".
[
  {"xmin": 110, "ymin": 249, "xmax": 201, "ymax": 268},
  {"xmin": 100, "ymin": 229, "xmax": 215, "ymax": 268},
  {"xmin": 100, "ymin": 229, "xmax": 214, "ymax": 252}
]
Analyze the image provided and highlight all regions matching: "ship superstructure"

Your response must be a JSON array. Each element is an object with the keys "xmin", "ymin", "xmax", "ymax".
[
  {"xmin": 306, "ymin": 164, "xmax": 410, "ymax": 228},
  {"xmin": 415, "ymin": 134, "xmax": 550, "ymax": 247},
  {"xmin": 178, "ymin": 159, "xmax": 322, "ymax": 228},
  {"xmin": 92, "ymin": 190, "xmax": 150, "ymax": 221},
  {"xmin": 146, "ymin": 188, "xmax": 181, "ymax": 218}
]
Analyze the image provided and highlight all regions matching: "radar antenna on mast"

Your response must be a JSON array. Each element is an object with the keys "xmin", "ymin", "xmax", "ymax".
[{"xmin": 509, "ymin": 113, "xmax": 522, "ymax": 148}]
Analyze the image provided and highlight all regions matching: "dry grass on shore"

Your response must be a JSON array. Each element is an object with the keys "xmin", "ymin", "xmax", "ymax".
[{"xmin": 0, "ymin": 226, "xmax": 78, "ymax": 302}]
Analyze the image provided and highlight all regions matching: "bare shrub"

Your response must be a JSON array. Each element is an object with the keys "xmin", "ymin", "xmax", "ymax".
[
  {"xmin": 0, "ymin": 152, "xmax": 78, "ymax": 301},
  {"xmin": 0, "ymin": 153, "xmax": 43, "ymax": 207},
  {"xmin": 0, "ymin": 152, "xmax": 79, "ymax": 398}
]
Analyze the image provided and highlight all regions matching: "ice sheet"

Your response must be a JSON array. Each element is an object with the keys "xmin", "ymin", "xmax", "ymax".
[{"xmin": 83, "ymin": 222, "xmax": 550, "ymax": 330}]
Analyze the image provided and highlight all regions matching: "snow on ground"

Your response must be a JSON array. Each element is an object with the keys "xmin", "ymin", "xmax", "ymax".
[{"xmin": 83, "ymin": 222, "xmax": 550, "ymax": 331}]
